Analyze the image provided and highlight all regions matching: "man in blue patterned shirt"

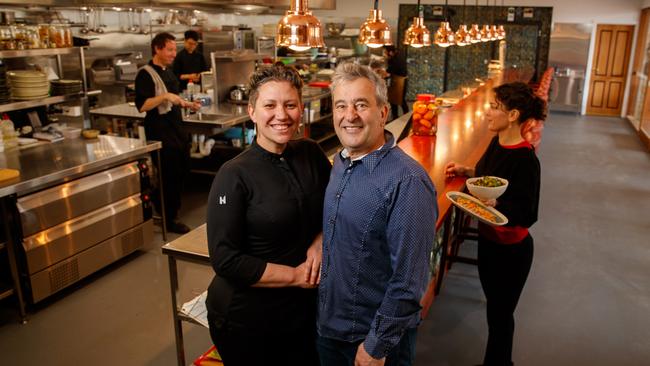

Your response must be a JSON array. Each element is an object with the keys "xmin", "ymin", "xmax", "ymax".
[{"xmin": 316, "ymin": 63, "xmax": 438, "ymax": 366}]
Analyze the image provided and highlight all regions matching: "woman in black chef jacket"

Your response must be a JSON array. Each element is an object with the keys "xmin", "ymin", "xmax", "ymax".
[
  {"xmin": 205, "ymin": 65, "xmax": 331, "ymax": 366},
  {"xmin": 445, "ymin": 82, "xmax": 545, "ymax": 366}
]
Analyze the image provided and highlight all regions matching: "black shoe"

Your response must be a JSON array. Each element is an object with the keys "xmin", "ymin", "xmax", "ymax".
[{"xmin": 167, "ymin": 220, "xmax": 191, "ymax": 234}]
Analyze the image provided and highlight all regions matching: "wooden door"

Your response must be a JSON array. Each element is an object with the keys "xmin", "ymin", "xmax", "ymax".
[
  {"xmin": 626, "ymin": 10, "xmax": 650, "ymax": 127},
  {"xmin": 587, "ymin": 24, "xmax": 634, "ymax": 116}
]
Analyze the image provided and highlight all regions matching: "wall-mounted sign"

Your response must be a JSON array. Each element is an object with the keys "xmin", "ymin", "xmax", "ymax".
[
  {"xmin": 523, "ymin": 8, "xmax": 534, "ymax": 19},
  {"xmin": 433, "ymin": 6, "xmax": 443, "ymax": 16},
  {"xmin": 507, "ymin": 7, "xmax": 515, "ymax": 22}
]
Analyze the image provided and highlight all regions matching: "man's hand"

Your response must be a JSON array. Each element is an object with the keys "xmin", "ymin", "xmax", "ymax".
[
  {"xmin": 355, "ymin": 343, "xmax": 385, "ymax": 366},
  {"xmin": 165, "ymin": 92, "xmax": 184, "ymax": 106},
  {"xmin": 305, "ymin": 233, "xmax": 323, "ymax": 286}
]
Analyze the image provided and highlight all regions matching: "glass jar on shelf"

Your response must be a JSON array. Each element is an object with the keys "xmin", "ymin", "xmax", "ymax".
[
  {"xmin": 38, "ymin": 25, "xmax": 51, "ymax": 48},
  {"xmin": 63, "ymin": 26, "xmax": 72, "ymax": 47},
  {"xmin": 49, "ymin": 25, "xmax": 67, "ymax": 48},
  {"xmin": 411, "ymin": 94, "xmax": 439, "ymax": 136},
  {"xmin": 23, "ymin": 26, "xmax": 41, "ymax": 49},
  {"xmin": 0, "ymin": 26, "xmax": 15, "ymax": 50}
]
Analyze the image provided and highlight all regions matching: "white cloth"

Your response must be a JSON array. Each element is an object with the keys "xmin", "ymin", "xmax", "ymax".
[{"xmin": 140, "ymin": 65, "xmax": 172, "ymax": 115}]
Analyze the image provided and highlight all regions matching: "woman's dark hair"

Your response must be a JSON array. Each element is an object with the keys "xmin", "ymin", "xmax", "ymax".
[
  {"xmin": 248, "ymin": 65, "xmax": 303, "ymax": 107},
  {"xmin": 493, "ymin": 82, "xmax": 547, "ymax": 123},
  {"xmin": 184, "ymin": 30, "xmax": 200, "ymax": 42},
  {"xmin": 151, "ymin": 32, "xmax": 176, "ymax": 55}
]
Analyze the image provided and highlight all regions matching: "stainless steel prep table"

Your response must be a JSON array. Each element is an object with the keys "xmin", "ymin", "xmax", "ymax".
[
  {"xmin": 161, "ymin": 224, "xmax": 209, "ymax": 366},
  {"xmin": 0, "ymin": 135, "xmax": 164, "ymax": 322}
]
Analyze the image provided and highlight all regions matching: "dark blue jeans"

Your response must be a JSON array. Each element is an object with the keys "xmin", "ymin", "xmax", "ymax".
[{"xmin": 316, "ymin": 328, "xmax": 418, "ymax": 366}]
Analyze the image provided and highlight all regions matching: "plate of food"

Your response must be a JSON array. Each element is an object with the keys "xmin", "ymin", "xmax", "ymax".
[{"xmin": 446, "ymin": 191, "xmax": 508, "ymax": 226}]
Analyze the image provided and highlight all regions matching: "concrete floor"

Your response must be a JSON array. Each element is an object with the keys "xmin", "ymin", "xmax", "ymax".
[{"xmin": 1, "ymin": 112, "xmax": 649, "ymax": 365}]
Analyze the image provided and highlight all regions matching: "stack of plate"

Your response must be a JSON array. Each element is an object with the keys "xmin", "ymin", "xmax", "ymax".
[
  {"xmin": 0, "ymin": 64, "xmax": 9, "ymax": 104},
  {"xmin": 8, "ymin": 70, "xmax": 50, "ymax": 101},
  {"xmin": 51, "ymin": 79, "xmax": 83, "ymax": 96}
]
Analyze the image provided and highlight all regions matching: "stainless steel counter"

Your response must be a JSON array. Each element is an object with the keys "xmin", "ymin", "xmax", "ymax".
[
  {"xmin": 0, "ymin": 135, "xmax": 162, "ymax": 198},
  {"xmin": 89, "ymin": 87, "xmax": 332, "ymax": 128}
]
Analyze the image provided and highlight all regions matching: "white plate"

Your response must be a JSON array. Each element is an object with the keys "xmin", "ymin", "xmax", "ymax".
[{"xmin": 445, "ymin": 191, "xmax": 508, "ymax": 226}]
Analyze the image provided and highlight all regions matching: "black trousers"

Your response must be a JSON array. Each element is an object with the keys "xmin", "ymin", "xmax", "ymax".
[
  {"xmin": 478, "ymin": 234, "xmax": 534, "ymax": 366},
  {"xmin": 151, "ymin": 147, "xmax": 189, "ymax": 223},
  {"xmin": 209, "ymin": 321, "xmax": 320, "ymax": 366}
]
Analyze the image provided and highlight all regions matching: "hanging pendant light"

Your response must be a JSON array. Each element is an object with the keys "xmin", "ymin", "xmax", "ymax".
[
  {"xmin": 480, "ymin": 0, "xmax": 492, "ymax": 42},
  {"xmin": 469, "ymin": 0, "xmax": 481, "ymax": 43},
  {"xmin": 434, "ymin": 0, "xmax": 455, "ymax": 47},
  {"xmin": 404, "ymin": 1, "xmax": 431, "ymax": 48},
  {"xmin": 488, "ymin": 0, "xmax": 498, "ymax": 40},
  {"xmin": 497, "ymin": 24, "xmax": 506, "ymax": 40},
  {"xmin": 455, "ymin": 0, "xmax": 471, "ymax": 46},
  {"xmin": 359, "ymin": 0, "xmax": 392, "ymax": 48},
  {"xmin": 276, "ymin": 0, "xmax": 324, "ymax": 51},
  {"xmin": 496, "ymin": 0, "xmax": 506, "ymax": 40},
  {"xmin": 469, "ymin": 24, "xmax": 481, "ymax": 43}
]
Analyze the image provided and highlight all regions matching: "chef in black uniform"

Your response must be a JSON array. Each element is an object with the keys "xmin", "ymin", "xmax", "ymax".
[
  {"xmin": 173, "ymin": 30, "xmax": 208, "ymax": 91},
  {"xmin": 205, "ymin": 65, "xmax": 331, "ymax": 365},
  {"xmin": 135, "ymin": 32, "xmax": 199, "ymax": 234}
]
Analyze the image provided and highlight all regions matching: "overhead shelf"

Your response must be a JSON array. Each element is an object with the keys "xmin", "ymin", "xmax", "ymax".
[
  {"xmin": 0, "ymin": 47, "xmax": 82, "ymax": 59},
  {"xmin": 0, "ymin": 92, "xmax": 100, "ymax": 113}
]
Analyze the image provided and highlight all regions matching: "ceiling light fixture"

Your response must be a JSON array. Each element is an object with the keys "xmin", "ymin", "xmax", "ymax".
[
  {"xmin": 276, "ymin": 0, "xmax": 324, "ymax": 52},
  {"xmin": 434, "ymin": 0, "xmax": 456, "ymax": 47},
  {"xmin": 359, "ymin": 0, "xmax": 393, "ymax": 48},
  {"xmin": 455, "ymin": 0, "xmax": 471, "ymax": 46},
  {"xmin": 469, "ymin": 0, "xmax": 481, "ymax": 43},
  {"xmin": 404, "ymin": 0, "xmax": 431, "ymax": 48}
]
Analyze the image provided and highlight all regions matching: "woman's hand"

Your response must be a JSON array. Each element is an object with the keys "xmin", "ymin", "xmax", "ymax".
[
  {"xmin": 444, "ymin": 161, "xmax": 474, "ymax": 178},
  {"xmin": 292, "ymin": 262, "xmax": 318, "ymax": 289},
  {"xmin": 304, "ymin": 233, "xmax": 323, "ymax": 286},
  {"xmin": 181, "ymin": 99, "xmax": 202, "ymax": 111},
  {"xmin": 480, "ymin": 198, "xmax": 497, "ymax": 207}
]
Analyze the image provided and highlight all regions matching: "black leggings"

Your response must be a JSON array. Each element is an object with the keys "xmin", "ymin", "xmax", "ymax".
[{"xmin": 478, "ymin": 234, "xmax": 534, "ymax": 366}]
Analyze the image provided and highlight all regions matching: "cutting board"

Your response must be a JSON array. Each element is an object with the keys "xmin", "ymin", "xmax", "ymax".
[{"xmin": 0, "ymin": 168, "xmax": 20, "ymax": 182}]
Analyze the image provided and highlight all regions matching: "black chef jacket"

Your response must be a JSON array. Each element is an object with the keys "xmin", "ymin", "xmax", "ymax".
[
  {"xmin": 172, "ymin": 48, "xmax": 208, "ymax": 91},
  {"xmin": 135, "ymin": 60, "xmax": 188, "ymax": 152},
  {"xmin": 205, "ymin": 139, "xmax": 331, "ymax": 334}
]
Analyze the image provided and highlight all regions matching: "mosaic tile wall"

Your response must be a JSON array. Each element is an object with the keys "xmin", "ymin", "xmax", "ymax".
[{"xmin": 398, "ymin": 4, "xmax": 553, "ymax": 100}]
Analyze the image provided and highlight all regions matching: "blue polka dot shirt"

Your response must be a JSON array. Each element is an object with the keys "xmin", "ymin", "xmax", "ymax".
[{"xmin": 317, "ymin": 132, "xmax": 438, "ymax": 359}]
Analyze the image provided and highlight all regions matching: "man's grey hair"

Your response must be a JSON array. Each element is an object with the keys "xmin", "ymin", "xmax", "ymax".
[{"xmin": 330, "ymin": 62, "xmax": 388, "ymax": 107}]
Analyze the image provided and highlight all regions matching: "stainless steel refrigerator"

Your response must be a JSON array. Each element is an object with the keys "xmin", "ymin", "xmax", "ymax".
[{"xmin": 548, "ymin": 23, "xmax": 592, "ymax": 113}]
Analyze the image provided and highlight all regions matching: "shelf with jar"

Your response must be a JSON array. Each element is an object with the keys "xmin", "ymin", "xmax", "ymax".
[
  {"xmin": 0, "ymin": 24, "xmax": 72, "ymax": 51},
  {"xmin": 0, "ymin": 47, "xmax": 101, "ymax": 124}
]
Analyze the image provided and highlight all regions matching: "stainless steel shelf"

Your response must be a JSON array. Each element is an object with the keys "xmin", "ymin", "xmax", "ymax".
[
  {"xmin": 0, "ymin": 91, "xmax": 100, "ymax": 113},
  {"xmin": 0, "ymin": 47, "xmax": 81, "ymax": 59}
]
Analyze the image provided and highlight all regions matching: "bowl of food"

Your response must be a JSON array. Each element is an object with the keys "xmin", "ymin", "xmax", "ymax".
[
  {"xmin": 82, "ymin": 129, "xmax": 100, "ymax": 139},
  {"xmin": 466, "ymin": 176, "xmax": 509, "ymax": 200}
]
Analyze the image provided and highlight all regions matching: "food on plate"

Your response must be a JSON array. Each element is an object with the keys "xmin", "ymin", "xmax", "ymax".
[
  {"xmin": 469, "ymin": 176, "xmax": 506, "ymax": 187},
  {"xmin": 456, "ymin": 196, "xmax": 498, "ymax": 223}
]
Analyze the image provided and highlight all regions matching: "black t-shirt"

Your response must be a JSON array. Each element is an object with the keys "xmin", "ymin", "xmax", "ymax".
[
  {"xmin": 172, "ymin": 48, "xmax": 208, "ymax": 90},
  {"xmin": 205, "ymin": 139, "xmax": 331, "ymax": 333},
  {"xmin": 135, "ymin": 60, "xmax": 188, "ymax": 152},
  {"xmin": 475, "ymin": 136, "xmax": 541, "ymax": 229}
]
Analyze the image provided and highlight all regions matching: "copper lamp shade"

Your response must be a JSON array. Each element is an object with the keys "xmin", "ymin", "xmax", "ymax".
[
  {"xmin": 469, "ymin": 24, "xmax": 482, "ymax": 43},
  {"xmin": 480, "ymin": 24, "xmax": 491, "ymax": 42},
  {"xmin": 489, "ymin": 24, "xmax": 499, "ymax": 40},
  {"xmin": 434, "ymin": 21, "xmax": 455, "ymax": 47},
  {"xmin": 276, "ymin": 0, "xmax": 324, "ymax": 51},
  {"xmin": 404, "ymin": 16, "xmax": 431, "ymax": 48},
  {"xmin": 497, "ymin": 24, "xmax": 506, "ymax": 40},
  {"xmin": 359, "ymin": 8, "xmax": 392, "ymax": 48},
  {"xmin": 455, "ymin": 24, "xmax": 471, "ymax": 46}
]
